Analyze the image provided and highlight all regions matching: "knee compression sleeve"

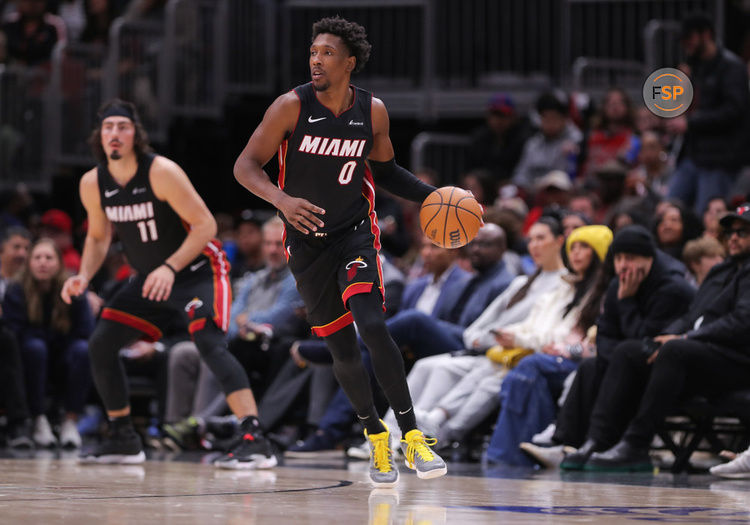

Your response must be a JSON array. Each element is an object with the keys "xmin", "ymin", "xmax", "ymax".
[{"xmin": 192, "ymin": 321, "xmax": 250, "ymax": 394}]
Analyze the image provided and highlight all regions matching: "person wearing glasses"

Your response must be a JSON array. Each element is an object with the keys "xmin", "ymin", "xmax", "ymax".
[{"xmin": 581, "ymin": 204, "xmax": 750, "ymax": 471}]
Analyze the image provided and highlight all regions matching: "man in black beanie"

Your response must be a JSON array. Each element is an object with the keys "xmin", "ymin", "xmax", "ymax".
[
  {"xmin": 555, "ymin": 225, "xmax": 695, "ymax": 469},
  {"xmin": 583, "ymin": 206, "xmax": 750, "ymax": 472}
]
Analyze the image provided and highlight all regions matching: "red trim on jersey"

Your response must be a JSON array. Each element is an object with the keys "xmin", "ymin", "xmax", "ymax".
[
  {"xmin": 282, "ymin": 224, "xmax": 289, "ymax": 262},
  {"xmin": 290, "ymin": 88, "xmax": 302, "ymax": 137},
  {"xmin": 101, "ymin": 308, "xmax": 162, "ymax": 342},
  {"xmin": 342, "ymin": 282, "xmax": 373, "ymax": 306},
  {"xmin": 188, "ymin": 318, "xmax": 207, "ymax": 335},
  {"xmin": 201, "ymin": 240, "xmax": 232, "ymax": 332},
  {"xmin": 314, "ymin": 83, "xmax": 357, "ymax": 117},
  {"xmin": 278, "ymin": 140, "xmax": 289, "ymax": 190},
  {"xmin": 312, "ymin": 311, "xmax": 354, "ymax": 337},
  {"xmin": 362, "ymin": 166, "xmax": 386, "ymax": 302}
]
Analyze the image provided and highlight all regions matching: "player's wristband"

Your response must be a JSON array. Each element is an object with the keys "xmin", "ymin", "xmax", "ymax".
[{"xmin": 163, "ymin": 262, "xmax": 178, "ymax": 275}]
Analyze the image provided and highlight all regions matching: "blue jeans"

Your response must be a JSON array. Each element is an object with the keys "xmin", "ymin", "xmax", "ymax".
[
  {"xmin": 485, "ymin": 353, "xmax": 577, "ymax": 466},
  {"xmin": 668, "ymin": 158, "xmax": 734, "ymax": 215},
  {"xmin": 22, "ymin": 337, "xmax": 91, "ymax": 416}
]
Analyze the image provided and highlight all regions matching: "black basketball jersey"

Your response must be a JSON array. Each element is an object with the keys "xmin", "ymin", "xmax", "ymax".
[
  {"xmin": 97, "ymin": 153, "xmax": 192, "ymax": 275},
  {"xmin": 280, "ymin": 83, "xmax": 375, "ymax": 235}
]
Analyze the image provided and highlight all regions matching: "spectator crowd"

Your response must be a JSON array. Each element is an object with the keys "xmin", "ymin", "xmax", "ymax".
[{"xmin": 1, "ymin": 7, "xmax": 750, "ymax": 478}]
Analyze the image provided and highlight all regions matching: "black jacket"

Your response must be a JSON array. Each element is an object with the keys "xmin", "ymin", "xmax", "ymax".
[
  {"xmin": 596, "ymin": 252, "xmax": 695, "ymax": 362},
  {"xmin": 664, "ymin": 254, "xmax": 747, "ymax": 335},
  {"xmin": 685, "ymin": 47, "xmax": 750, "ymax": 171},
  {"xmin": 681, "ymin": 255, "xmax": 750, "ymax": 365}
]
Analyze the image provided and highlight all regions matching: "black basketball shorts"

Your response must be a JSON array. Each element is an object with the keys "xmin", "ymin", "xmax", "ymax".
[
  {"xmin": 100, "ymin": 243, "xmax": 231, "ymax": 339},
  {"xmin": 285, "ymin": 219, "xmax": 384, "ymax": 337}
]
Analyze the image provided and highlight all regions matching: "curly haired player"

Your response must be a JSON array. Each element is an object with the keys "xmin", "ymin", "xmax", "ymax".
[{"xmin": 234, "ymin": 16, "xmax": 447, "ymax": 486}]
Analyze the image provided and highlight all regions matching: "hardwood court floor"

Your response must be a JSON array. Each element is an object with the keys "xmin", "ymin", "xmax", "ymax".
[{"xmin": 2, "ymin": 453, "xmax": 750, "ymax": 524}]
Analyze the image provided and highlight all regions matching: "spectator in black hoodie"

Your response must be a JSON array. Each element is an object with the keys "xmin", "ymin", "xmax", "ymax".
[
  {"xmin": 555, "ymin": 226, "xmax": 695, "ymax": 466},
  {"xmin": 585, "ymin": 204, "xmax": 750, "ymax": 471}
]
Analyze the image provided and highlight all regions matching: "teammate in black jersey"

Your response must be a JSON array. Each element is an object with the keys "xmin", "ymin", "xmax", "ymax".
[
  {"xmin": 62, "ymin": 99, "xmax": 276, "ymax": 469},
  {"xmin": 234, "ymin": 17, "xmax": 447, "ymax": 486}
]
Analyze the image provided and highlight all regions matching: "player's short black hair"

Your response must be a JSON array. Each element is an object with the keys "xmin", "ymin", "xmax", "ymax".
[
  {"xmin": 681, "ymin": 12, "xmax": 715, "ymax": 40},
  {"xmin": 312, "ymin": 16, "xmax": 371, "ymax": 74},
  {"xmin": 88, "ymin": 98, "xmax": 153, "ymax": 162}
]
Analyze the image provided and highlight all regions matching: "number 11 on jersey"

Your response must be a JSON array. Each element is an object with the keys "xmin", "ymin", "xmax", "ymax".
[{"xmin": 137, "ymin": 219, "xmax": 159, "ymax": 242}]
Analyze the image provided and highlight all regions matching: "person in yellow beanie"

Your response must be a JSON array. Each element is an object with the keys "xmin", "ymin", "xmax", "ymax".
[
  {"xmin": 485, "ymin": 225, "xmax": 613, "ymax": 467},
  {"xmin": 566, "ymin": 225, "xmax": 614, "ymax": 264}
]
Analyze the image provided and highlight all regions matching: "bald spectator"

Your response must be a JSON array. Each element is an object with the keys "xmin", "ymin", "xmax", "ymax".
[{"xmin": 379, "ymin": 224, "xmax": 516, "ymax": 359}]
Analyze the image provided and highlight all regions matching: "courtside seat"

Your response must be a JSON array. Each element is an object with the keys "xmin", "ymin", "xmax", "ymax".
[{"xmin": 657, "ymin": 389, "xmax": 750, "ymax": 473}]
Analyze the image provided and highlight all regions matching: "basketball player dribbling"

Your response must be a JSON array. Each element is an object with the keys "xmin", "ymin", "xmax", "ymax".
[
  {"xmin": 234, "ymin": 16, "xmax": 447, "ymax": 486},
  {"xmin": 62, "ymin": 99, "xmax": 276, "ymax": 469}
]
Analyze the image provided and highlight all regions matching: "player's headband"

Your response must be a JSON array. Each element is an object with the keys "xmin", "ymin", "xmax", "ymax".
[{"xmin": 100, "ymin": 105, "xmax": 135, "ymax": 123}]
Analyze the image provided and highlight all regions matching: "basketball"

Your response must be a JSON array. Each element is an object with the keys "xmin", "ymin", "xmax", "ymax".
[{"xmin": 420, "ymin": 186, "xmax": 483, "ymax": 248}]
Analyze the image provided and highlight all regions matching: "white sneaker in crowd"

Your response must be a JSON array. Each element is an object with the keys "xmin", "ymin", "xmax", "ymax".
[
  {"xmin": 519, "ymin": 442, "xmax": 566, "ymax": 469},
  {"xmin": 531, "ymin": 423, "xmax": 557, "ymax": 446},
  {"xmin": 33, "ymin": 415, "xmax": 58, "ymax": 448},
  {"xmin": 346, "ymin": 440, "xmax": 370, "ymax": 460},
  {"xmin": 60, "ymin": 418, "xmax": 82, "ymax": 448},
  {"xmin": 710, "ymin": 448, "xmax": 750, "ymax": 479},
  {"xmin": 348, "ymin": 439, "xmax": 405, "ymax": 461}
]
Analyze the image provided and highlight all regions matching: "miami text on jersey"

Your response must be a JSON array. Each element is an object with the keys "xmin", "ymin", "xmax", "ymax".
[
  {"xmin": 105, "ymin": 202, "xmax": 155, "ymax": 223},
  {"xmin": 298, "ymin": 136, "xmax": 367, "ymax": 157}
]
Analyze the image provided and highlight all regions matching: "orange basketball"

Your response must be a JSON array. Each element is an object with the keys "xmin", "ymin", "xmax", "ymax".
[{"xmin": 420, "ymin": 186, "xmax": 483, "ymax": 248}]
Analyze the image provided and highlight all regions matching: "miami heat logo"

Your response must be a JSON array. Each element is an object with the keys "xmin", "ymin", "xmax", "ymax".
[
  {"xmin": 184, "ymin": 297, "xmax": 203, "ymax": 320},
  {"xmin": 346, "ymin": 256, "xmax": 368, "ymax": 281}
]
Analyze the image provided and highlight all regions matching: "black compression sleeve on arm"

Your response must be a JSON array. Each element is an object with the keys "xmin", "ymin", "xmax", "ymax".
[{"xmin": 368, "ymin": 158, "xmax": 436, "ymax": 203}]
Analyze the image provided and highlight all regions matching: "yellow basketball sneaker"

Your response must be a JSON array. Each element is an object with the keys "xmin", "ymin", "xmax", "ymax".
[
  {"xmin": 365, "ymin": 422, "xmax": 399, "ymax": 488},
  {"xmin": 401, "ymin": 429, "xmax": 447, "ymax": 479}
]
